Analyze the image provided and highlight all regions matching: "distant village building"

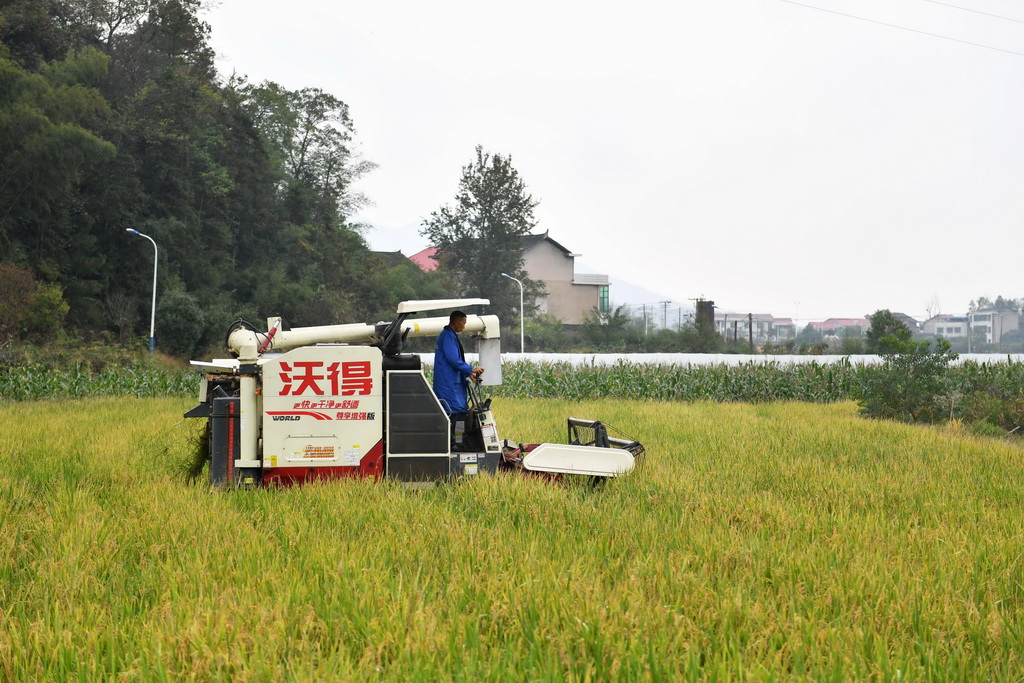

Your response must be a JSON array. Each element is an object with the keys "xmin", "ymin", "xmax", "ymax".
[
  {"xmin": 922, "ymin": 314, "xmax": 969, "ymax": 338},
  {"xmin": 714, "ymin": 313, "xmax": 794, "ymax": 342},
  {"xmin": 810, "ymin": 318, "xmax": 869, "ymax": 335},
  {"xmin": 520, "ymin": 232, "xmax": 609, "ymax": 326},
  {"xmin": 892, "ymin": 312, "xmax": 921, "ymax": 332},
  {"xmin": 773, "ymin": 318, "xmax": 796, "ymax": 340},
  {"xmin": 969, "ymin": 308, "xmax": 1019, "ymax": 344},
  {"xmin": 408, "ymin": 248, "xmax": 440, "ymax": 272},
  {"xmin": 409, "ymin": 232, "xmax": 609, "ymax": 326}
]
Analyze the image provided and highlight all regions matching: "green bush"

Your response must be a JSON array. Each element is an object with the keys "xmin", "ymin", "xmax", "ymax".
[
  {"xmin": 856, "ymin": 330, "xmax": 957, "ymax": 423},
  {"xmin": 0, "ymin": 264, "xmax": 69, "ymax": 343},
  {"xmin": 20, "ymin": 281, "xmax": 69, "ymax": 342},
  {"xmin": 157, "ymin": 289, "xmax": 205, "ymax": 357}
]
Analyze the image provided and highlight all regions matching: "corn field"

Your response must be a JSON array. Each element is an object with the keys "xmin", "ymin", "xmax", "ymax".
[
  {"xmin": 5, "ymin": 357, "xmax": 1024, "ymax": 406},
  {"xmin": 0, "ymin": 363, "xmax": 196, "ymax": 401},
  {"xmin": 494, "ymin": 359, "xmax": 861, "ymax": 402}
]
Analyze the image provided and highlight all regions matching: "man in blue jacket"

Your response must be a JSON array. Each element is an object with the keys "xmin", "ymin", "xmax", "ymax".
[{"xmin": 433, "ymin": 310, "xmax": 485, "ymax": 414}]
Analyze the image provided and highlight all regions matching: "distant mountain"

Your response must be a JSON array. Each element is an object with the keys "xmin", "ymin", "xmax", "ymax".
[
  {"xmin": 607, "ymin": 275, "xmax": 680, "ymax": 308},
  {"xmin": 574, "ymin": 261, "xmax": 692, "ymax": 329}
]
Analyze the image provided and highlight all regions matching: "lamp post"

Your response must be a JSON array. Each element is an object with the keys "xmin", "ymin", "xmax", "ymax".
[
  {"xmin": 501, "ymin": 272, "xmax": 524, "ymax": 353},
  {"xmin": 126, "ymin": 229, "xmax": 158, "ymax": 353}
]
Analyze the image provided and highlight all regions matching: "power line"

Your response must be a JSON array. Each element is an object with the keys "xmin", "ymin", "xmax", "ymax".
[
  {"xmin": 779, "ymin": 0, "xmax": 1024, "ymax": 57},
  {"xmin": 922, "ymin": 0, "xmax": 1024, "ymax": 25}
]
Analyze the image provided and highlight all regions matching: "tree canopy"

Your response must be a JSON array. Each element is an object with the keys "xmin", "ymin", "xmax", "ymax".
[
  {"xmin": 968, "ymin": 296, "xmax": 1021, "ymax": 313},
  {"xmin": 0, "ymin": 0, "xmax": 441, "ymax": 355},
  {"xmin": 420, "ymin": 145, "xmax": 544, "ymax": 326},
  {"xmin": 865, "ymin": 309, "xmax": 910, "ymax": 354}
]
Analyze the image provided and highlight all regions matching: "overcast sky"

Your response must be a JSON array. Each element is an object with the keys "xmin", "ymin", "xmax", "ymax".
[{"xmin": 203, "ymin": 0, "xmax": 1023, "ymax": 323}]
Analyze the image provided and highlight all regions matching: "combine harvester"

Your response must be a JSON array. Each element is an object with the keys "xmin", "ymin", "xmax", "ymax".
[{"xmin": 185, "ymin": 299, "xmax": 644, "ymax": 487}]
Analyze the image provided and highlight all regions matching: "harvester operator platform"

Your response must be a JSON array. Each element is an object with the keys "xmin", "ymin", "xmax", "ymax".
[{"xmin": 433, "ymin": 310, "xmax": 485, "ymax": 415}]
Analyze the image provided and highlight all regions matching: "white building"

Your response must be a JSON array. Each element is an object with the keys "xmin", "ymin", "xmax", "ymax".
[
  {"xmin": 922, "ymin": 314, "xmax": 969, "ymax": 338},
  {"xmin": 969, "ymin": 309, "xmax": 1019, "ymax": 344},
  {"xmin": 714, "ymin": 313, "xmax": 792, "ymax": 343}
]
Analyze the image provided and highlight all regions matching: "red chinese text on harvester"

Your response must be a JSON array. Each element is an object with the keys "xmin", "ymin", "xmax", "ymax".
[{"xmin": 277, "ymin": 361, "xmax": 372, "ymax": 396}]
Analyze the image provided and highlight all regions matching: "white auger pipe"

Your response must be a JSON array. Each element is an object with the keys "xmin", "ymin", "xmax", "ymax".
[{"xmin": 227, "ymin": 314, "xmax": 500, "ymax": 356}]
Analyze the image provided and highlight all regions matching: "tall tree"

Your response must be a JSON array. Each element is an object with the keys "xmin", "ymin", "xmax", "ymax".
[
  {"xmin": 579, "ymin": 304, "xmax": 641, "ymax": 352},
  {"xmin": 236, "ymin": 80, "xmax": 374, "ymax": 228},
  {"xmin": 0, "ymin": 1, "xmax": 442, "ymax": 350},
  {"xmin": 865, "ymin": 309, "xmax": 910, "ymax": 354},
  {"xmin": 420, "ymin": 145, "xmax": 544, "ymax": 325},
  {"xmin": 969, "ymin": 296, "xmax": 1020, "ymax": 313},
  {"xmin": 0, "ymin": 45, "xmax": 116, "ymax": 274}
]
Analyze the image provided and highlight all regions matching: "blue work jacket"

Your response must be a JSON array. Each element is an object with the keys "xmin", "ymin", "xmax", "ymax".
[{"xmin": 433, "ymin": 325, "xmax": 473, "ymax": 414}]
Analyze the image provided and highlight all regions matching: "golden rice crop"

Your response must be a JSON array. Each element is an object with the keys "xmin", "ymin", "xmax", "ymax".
[{"xmin": 1, "ymin": 396, "xmax": 1023, "ymax": 679}]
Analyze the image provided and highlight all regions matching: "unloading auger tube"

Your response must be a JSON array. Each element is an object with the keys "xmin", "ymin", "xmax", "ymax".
[{"xmin": 185, "ymin": 298, "xmax": 644, "ymax": 487}]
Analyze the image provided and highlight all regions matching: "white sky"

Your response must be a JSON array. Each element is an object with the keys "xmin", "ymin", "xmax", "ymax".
[{"xmin": 203, "ymin": 0, "xmax": 1024, "ymax": 323}]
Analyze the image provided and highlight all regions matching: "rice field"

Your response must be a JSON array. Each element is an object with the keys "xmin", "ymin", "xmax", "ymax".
[{"xmin": 1, "ymin": 396, "xmax": 1022, "ymax": 679}]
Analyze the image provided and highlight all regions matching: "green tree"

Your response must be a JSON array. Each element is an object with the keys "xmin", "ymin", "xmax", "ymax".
[
  {"xmin": 420, "ymin": 146, "xmax": 544, "ymax": 325},
  {"xmin": 0, "ymin": 46, "xmax": 116, "ymax": 268},
  {"xmin": 580, "ymin": 305, "xmax": 641, "ymax": 351},
  {"xmin": 857, "ymin": 329, "xmax": 958, "ymax": 423},
  {"xmin": 796, "ymin": 323, "xmax": 821, "ymax": 346},
  {"xmin": 0, "ymin": 0, "xmax": 98, "ymax": 69},
  {"xmin": 0, "ymin": 263, "xmax": 68, "ymax": 343},
  {"xmin": 157, "ymin": 286, "xmax": 204, "ymax": 357},
  {"xmin": 0, "ymin": 1, "xmax": 399, "ymax": 352},
  {"xmin": 525, "ymin": 313, "xmax": 573, "ymax": 352},
  {"xmin": 839, "ymin": 326, "xmax": 865, "ymax": 354},
  {"xmin": 968, "ymin": 295, "xmax": 1020, "ymax": 313},
  {"xmin": 20, "ymin": 281, "xmax": 69, "ymax": 342},
  {"xmin": 236, "ymin": 79, "xmax": 375, "ymax": 229},
  {"xmin": 679, "ymin": 318, "xmax": 724, "ymax": 353},
  {"xmin": 0, "ymin": 263, "xmax": 39, "ymax": 341},
  {"xmin": 865, "ymin": 309, "xmax": 909, "ymax": 354}
]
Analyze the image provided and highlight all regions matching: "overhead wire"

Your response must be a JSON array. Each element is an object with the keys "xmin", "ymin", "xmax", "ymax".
[
  {"xmin": 921, "ymin": 0, "xmax": 1024, "ymax": 25},
  {"xmin": 778, "ymin": 0, "xmax": 1024, "ymax": 57}
]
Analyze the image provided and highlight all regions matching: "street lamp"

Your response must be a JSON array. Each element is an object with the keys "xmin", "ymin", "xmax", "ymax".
[
  {"xmin": 126, "ymin": 229, "xmax": 158, "ymax": 353},
  {"xmin": 501, "ymin": 272, "xmax": 524, "ymax": 353}
]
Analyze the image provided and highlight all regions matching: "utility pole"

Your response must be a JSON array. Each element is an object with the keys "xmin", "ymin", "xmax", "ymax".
[
  {"xmin": 660, "ymin": 300, "xmax": 670, "ymax": 330},
  {"xmin": 748, "ymin": 312, "xmax": 754, "ymax": 353},
  {"xmin": 968, "ymin": 311, "xmax": 973, "ymax": 353}
]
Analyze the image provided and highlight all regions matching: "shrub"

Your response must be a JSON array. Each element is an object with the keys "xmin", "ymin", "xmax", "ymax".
[
  {"xmin": 0, "ymin": 263, "xmax": 37, "ymax": 340},
  {"xmin": 157, "ymin": 289, "xmax": 205, "ymax": 357},
  {"xmin": 0, "ymin": 264, "xmax": 71, "ymax": 344},
  {"xmin": 21, "ymin": 281, "xmax": 69, "ymax": 342},
  {"xmin": 857, "ymin": 330, "xmax": 958, "ymax": 423}
]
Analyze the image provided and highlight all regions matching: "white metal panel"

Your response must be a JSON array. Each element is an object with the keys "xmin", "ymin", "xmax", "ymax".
[
  {"xmin": 261, "ymin": 345, "xmax": 384, "ymax": 467},
  {"xmin": 191, "ymin": 359, "xmax": 239, "ymax": 372},
  {"xmin": 396, "ymin": 298, "xmax": 489, "ymax": 314},
  {"xmin": 521, "ymin": 443, "xmax": 635, "ymax": 477}
]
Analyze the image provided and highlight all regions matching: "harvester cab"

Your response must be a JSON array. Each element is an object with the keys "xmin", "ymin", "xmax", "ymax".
[{"xmin": 184, "ymin": 299, "xmax": 643, "ymax": 487}]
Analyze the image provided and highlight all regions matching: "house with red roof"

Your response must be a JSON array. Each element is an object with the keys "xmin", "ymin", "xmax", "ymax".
[{"xmin": 409, "ymin": 232, "xmax": 609, "ymax": 326}]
